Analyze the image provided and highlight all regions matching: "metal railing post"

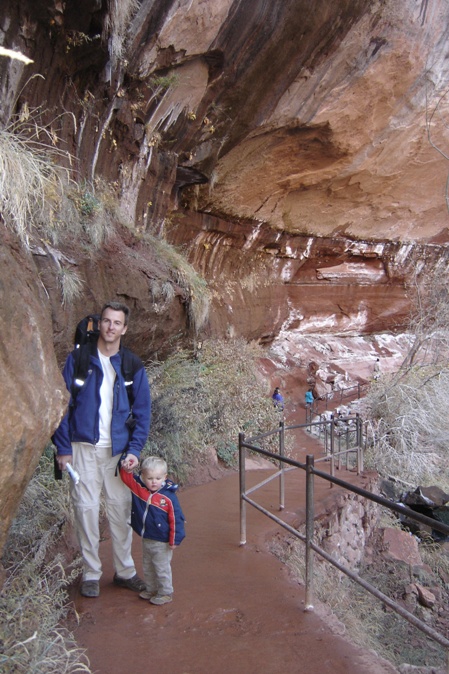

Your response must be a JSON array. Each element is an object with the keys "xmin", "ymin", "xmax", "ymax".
[
  {"xmin": 305, "ymin": 454, "xmax": 315, "ymax": 611},
  {"xmin": 354, "ymin": 413, "xmax": 359, "ymax": 475},
  {"xmin": 338, "ymin": 430, "xmax": 341, "ymax": 467},
  {"xmin": 279, "ymin": 420, "xmax": 285, "ymax": 510},
  {"xmin": 239, "ymin": 432, "xmax": 247, "ymax": 545},
  {"xmin": 330, "ymin": 416, "xmax": 335, "ymax": 480},
  {"xmin": 357, "ymin": 414, "xmax": 364, "ymax": 474}
]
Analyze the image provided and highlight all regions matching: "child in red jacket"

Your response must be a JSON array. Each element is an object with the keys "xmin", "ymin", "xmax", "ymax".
[{"xmin": 120, "ymin": 456, "xmax": 185, "ymax": 605}]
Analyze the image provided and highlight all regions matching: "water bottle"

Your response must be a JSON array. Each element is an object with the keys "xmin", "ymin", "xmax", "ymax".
[{"xmin": 66, "ymin": 462, "xmax": 80, "ymax": 485}]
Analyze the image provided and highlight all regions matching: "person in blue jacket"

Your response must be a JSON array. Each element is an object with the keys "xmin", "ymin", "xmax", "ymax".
[
  {"xmin": 120, "ymin": 456, "xmax": 185, "ymax": 605},
  {"xmin": 272, "ymin": 387, "xmax": 284, "ymax": 410},
  {"xmin": 52, "ymin": 302, "xmax": 151, "ymax": 598},
  {"xmin": 305, "ymin": 389, "xmax": 314, "ymax": 407}
]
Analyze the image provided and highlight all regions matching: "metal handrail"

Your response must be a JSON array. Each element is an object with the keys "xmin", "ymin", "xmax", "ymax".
[
  {"xmin": 304, "ymin": 383, "xmax": 369, "ymax": 433},
  {"xmin": 239, "ymin": 432, "xmax": 449, "ymax": 672}
]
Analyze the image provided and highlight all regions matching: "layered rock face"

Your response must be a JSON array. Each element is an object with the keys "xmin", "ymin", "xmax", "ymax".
[
  {"xmin": 1, "ymin": 0, "xmax": 449, "ymax": 554},
  {"xmin": 168, "ymin": 210, "xmax": 449, "ymax": 344},
  {"xmin": 2, "ymin": 0, "xmax": 449, "ymax": 240}
]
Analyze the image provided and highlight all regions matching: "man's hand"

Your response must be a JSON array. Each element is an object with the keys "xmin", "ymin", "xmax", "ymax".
[
  {"xmin": 56, "ymin": 454, "xmax": 72, "ymax": 471},
  {"xmin": 121, "ymin": 454, "xmax": 138, "ymax": 473}
]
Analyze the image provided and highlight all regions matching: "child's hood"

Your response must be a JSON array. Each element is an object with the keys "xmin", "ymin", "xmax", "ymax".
[{"xmin": 163, "ymin": 478, "xmax": 179, "ymax": 493}]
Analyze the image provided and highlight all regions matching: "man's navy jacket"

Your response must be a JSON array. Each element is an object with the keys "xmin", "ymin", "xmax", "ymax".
[{"xmin": 52, "ymin": 347, "xmax": 151, "ymax": 458}]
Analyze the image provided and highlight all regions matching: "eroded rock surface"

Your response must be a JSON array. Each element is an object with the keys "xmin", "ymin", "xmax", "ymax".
[{"xmin": 0, "ymin": 229, "xmax": 66, "ymax": 555}]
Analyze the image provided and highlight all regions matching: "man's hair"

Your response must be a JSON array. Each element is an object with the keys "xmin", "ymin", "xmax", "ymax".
[
  {"xmin": 141, "ymin": 456, "xmax": 167, "ymax": 475},
  {"xmin": 100, "ymin": 301, "xmax": 130, "ymax": 326}
]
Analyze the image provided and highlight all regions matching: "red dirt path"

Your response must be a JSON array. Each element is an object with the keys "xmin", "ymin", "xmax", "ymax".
[{"xmin": 71, "ymin": 403, "xmax": 397, "ymax": 674}]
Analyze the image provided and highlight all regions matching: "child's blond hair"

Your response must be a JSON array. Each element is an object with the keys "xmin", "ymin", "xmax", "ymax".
[{"xmin": 140, "ymin": 456, "xmax": 167, "ymax": 475}]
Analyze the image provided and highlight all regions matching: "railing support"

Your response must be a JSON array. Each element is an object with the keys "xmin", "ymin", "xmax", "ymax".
[
  {"xmin": 279, "ymin": 420, "xmax": 285, "ymax": 510},
  {"xmin": 355, "ymin": 413, "xmax": 363, "ymax": 475},
  {"xmin": 330, "ymin": 416, "xmax": 335, "ymax": 481},
  {"xmin": 305, "ymin": 454, "xmax": 315, "ymax": 611},
  {"xmin": 239, "ymin": 432, "xmax": 246, "ymax": 545},
  {"xmin": 358, "ymin": 415, "xmax": 364, "ymax": 473}
]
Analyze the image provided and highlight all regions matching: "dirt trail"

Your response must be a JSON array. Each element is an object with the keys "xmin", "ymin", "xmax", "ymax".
[{"xmin": 72, "ymin": 404, "xmax": 397, "ymax": 674}]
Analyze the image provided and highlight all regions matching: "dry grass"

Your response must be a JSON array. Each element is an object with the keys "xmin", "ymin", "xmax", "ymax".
[
  {"xmin": 1, "ymin": 450, "xmax": 90, "ymax": 674},
  {"xmin": 103, "ymin": 0, "xmax": 139, "ymax": 61},
  {"xmin": 0, "ymin": 128, "xmax": 66, "ymax": 244},
  {"xmin": 58, "ymin": 268, "xmax": 85, "ymax": 306},
  {"xmin": 0, "ymin": 113, "xmax": 117, "ymax": 253},
  {"xmin": 146, "ymin": 234, "xmax": 211, "ymax": 334},
  {"xmin": 0, "ymin": 113, "xmax": 208, "ymax": 325}
]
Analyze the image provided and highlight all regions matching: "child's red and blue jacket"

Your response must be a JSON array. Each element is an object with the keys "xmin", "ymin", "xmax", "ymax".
[{"xmin": 120, "ymin": 468, "xmax": 186, "ymax": 546}]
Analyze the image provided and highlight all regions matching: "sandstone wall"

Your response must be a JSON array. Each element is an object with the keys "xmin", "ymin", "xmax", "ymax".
[{"xmin": 0, "ymin": 229, "xmax": 67, "ymax": 556}]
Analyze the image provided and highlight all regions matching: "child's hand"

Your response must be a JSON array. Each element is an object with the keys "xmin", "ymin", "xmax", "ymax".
[
  {"xmin": 169, "ymin": 544, "xmax": 177, "ymax": 550},
  {"xmin": 121, "ymin": 454, "xmax": 138, "ymax": 473}
]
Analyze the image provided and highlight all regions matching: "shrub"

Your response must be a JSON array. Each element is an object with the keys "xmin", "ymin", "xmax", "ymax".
[
  {"xmin": 364, "ymin": 367, "xmax": 449, "ymax": 486},
  {"xmin": 144, "ymin": 338, "xmax": 281, "ymax": 481},
  {"xmin": 148, "ymin": 73, "xmax": 179, "ymax": 90},
  {"xmin": 364, "ymin": 262, "xmax": 449, "ymax": 488}
]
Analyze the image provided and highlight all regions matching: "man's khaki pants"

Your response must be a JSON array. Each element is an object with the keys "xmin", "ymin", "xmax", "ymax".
[{"xmin": 70, "ymin": 442, "xmax": 136, "ymax": 582}]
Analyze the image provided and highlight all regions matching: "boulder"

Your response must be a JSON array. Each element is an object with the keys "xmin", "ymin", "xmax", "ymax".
[{"xmin": 380, "ymin": 527, "xmax": 423, "ymax": 568}]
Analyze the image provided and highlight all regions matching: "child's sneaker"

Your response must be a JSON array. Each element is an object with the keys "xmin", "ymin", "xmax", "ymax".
[
  {"xmin": 139, "ymin": 590, "xmax": 154, "ymax": 600},
  {"xmin": 150, "ymin": 594, "xmax": 172, "ymax": 605}
]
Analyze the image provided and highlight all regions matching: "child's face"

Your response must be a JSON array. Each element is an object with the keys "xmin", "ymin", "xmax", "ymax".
[{"xmin": 141, "ymin": 469, "xmax": 166, "ymax": 493}]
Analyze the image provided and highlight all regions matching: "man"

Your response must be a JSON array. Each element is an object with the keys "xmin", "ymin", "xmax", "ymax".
[{"xmin": 52, "ymin": 302, "xmax": 151, "ymax": 598}]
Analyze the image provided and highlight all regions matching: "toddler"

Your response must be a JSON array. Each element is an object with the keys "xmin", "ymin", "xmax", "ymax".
[{"xmin": 120, "ymin": 456, "xmax": 185, "ymax": 605}]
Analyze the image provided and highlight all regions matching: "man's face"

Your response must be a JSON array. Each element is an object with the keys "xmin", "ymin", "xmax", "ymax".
[{"xmin": 99, "ymin": 308, "xmax": 127, "ymax": 347}]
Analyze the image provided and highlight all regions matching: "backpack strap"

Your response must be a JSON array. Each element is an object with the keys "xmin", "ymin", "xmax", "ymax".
[
  {"xmin": 70, "ymin": 343, "xmax": 144, "ymax": 408},
  {"xmin": 119, "ymin": 347, "xmax": 144, "ymax": 408},
  {"xmin": 71, "ymin": 342, "xmax": 97, "ymax": 400}
]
